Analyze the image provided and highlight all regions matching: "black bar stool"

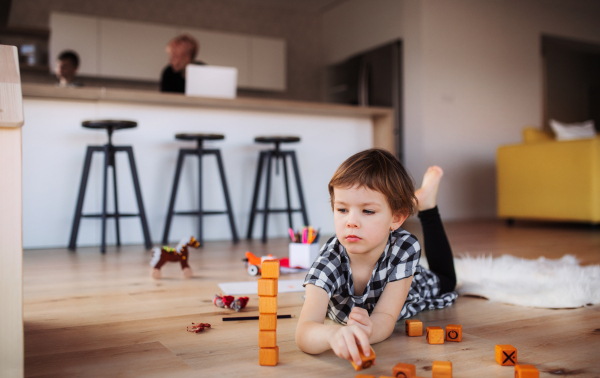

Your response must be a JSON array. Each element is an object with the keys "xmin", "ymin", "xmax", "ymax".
[
  {"xmin": 162, "ymin": 133, "xmax": 238, "ymax": 247},
  {"xmin": 68, "ymin": 120, "xmax": 152, "ymax": 253},
  {"xmin": 247, "ymin": 136, "xmax": 309, "ymax": 243}
]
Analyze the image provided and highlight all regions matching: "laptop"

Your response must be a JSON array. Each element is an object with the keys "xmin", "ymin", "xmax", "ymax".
[{"xmin": 185, "ymin": 65, "xmax": 238, "ymax": 99}]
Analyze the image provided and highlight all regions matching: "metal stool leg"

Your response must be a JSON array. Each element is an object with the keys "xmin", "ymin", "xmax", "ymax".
[
  {"xmin": 100, "ymin": 144, "xmax": 110, "ymax": 254},
  {"xmin": 247, "ymin": 151, "xmax": 266, "ymax": 239},
  {"xmin": 111, "ymin": 151, "xmax": 121, "ymax": 247},
  {"xmin": 197, "ymin": 144, "xmax": 204, "ymax": 247},
  {"xmin": 290, "ymin": 151, "xmax": 309, "ymax": 226},
  {"xmin": 261, "ymin": 151, "xmax": 274, "ymax": 243},
  {"xmin": 68, "ymin": 146, "xmax": 98, "ymax": 251},
  {"xmin": 124, "ymin": 146, "xmax": 152, "ymax": 250},
  {"xmin": 281, "ymin": 152, "xmax": 294, "ymax": 230},
  {"xmin": 162, "ymin": 150, "xmax": 186, "ymax": 244},
  {"xmin": 214, "ymin": 149, "xmax": 239, "ymax": 243}
]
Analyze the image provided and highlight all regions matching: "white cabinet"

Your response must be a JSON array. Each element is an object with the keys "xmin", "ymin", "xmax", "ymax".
[
  {"xmin": 49, "ymin": 13, "xmax": 99, "ymax": 76},
  {"xmin": 250, "ymin": 37, "xmax": 286, "ymax": 91},
  {"xmin": 99, "ymin": 19, "xmax": 177, "ymax": 81},
  {"xmin": 49, "ymin": 12, "xmax": 286, "ymax": 91}
]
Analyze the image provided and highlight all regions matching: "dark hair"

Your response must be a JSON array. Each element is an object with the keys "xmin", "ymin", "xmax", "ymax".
[
  {"xmin": 58, "ymin": 50, "xmax": 80, "ymax": 68},
  {"xmin": 328, "ymin": 148, "xmax": 417, "ymax": 216}
]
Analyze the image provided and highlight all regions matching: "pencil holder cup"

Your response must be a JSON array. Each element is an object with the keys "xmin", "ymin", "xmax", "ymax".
[{"xmin": 289, "ymin": 243, "xmax": 320, "ymax": 269}]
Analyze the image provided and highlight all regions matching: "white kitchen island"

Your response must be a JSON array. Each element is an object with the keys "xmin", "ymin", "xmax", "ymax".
[{"xmin": 22, "ymin": 84, "xmax": 394, "ymax": 249}]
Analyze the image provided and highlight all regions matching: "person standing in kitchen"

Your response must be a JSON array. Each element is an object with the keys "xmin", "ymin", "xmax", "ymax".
[{"xmin": 160, "ymin": 34, "xmax": 205, "ymax": 93}]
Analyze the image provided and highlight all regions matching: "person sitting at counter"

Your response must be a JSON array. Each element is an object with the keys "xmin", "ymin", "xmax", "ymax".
[
  {"xmin": 56, "ymin": 50, "xmax": 83, "ymax": 88},
  {"xmin": 160, "ymin": 34, "xmax": 205, "ymax": 93}
]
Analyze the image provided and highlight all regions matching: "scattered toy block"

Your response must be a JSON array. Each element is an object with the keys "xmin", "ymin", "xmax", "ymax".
[
  {"xmin": 495, "ymin": 344, "xmax": 517, "ymax": 366},
  {"xmin": 445, "ymin": 324, "xmax": 462, "ymax": 342},
  {"xmin": 393, "ymin": 362, "xmax": 416, "ymax": 378},
  {"xmin": 350, "ymin": 347, "xmax": 376, "ymax": 371},
  {"xmin": 426, "ymin": 326, "xmax": 444, "ymax": 344},
  {"xmin": 259, "ymin": 296, "xmax": 278, "ymax": 314},
  {"xmin": 515, "ymin": 364, "xmax": 539, "ymax": 378},
  {"xmin": 258, "ymin": 278, "xmax": 278, "ymax": 296},
  {"xmin": 259, "ymin": 330, "xmax": 277, "ymax": 348},
  {"xmin": 405, "ymin": 319, "xmax": 423, "ymax": 337},
  {"xmin": 259, "ymin": 314, "xmax": 277, "ymax": 331},
  {"xmin": 261, "ymin": 259, "xmax": 280, "ymax": 279},
  {"xmin": 432, "ymin": 361, "xmax": 452, "ymax": 378},
  {"xmin": 259, "ymin": 346, "xmax": 279, "ymax": 366}
]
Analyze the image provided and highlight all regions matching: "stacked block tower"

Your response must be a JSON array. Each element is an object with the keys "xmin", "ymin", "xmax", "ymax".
[{"xmin": 258, "ymin": 259, "xmax": 279, "ymax": 366}]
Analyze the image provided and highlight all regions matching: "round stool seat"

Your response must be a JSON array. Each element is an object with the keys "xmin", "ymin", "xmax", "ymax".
[
  {"xmin": 254, "ymin": 136, "xmax": 300, "ymax": 144},
  {"xmin": 175, "ymin": 133, "xmax": 225, "ymax": 141},
  {"xmin": 82, "ymin": 120, "xmax": 137, "ymax": 130}
]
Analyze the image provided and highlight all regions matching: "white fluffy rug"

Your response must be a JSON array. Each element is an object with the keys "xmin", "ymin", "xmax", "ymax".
[{"xmin": 424, "ymin": 255, "xmax": 600, "ymax": 308}]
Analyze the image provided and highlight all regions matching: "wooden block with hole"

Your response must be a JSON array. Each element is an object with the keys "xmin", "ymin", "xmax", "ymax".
[
  {"xmin": 258, "ymin": 330, "xmax": 277, "ymax": 348},
  {"xmin": 259, "ymin": 314, "xmax": 277, "ymax": 331},
  {"xmin": 261, "ymin": 259, "xmax": 280, "ymax": 279},
  {"xmin": 445, "ymin": 324, "xmax": 462, "ymax": 342},
  {"xmin": 426, "ymin": 326, "xmax": 444, "ymax": 344},
  {"xmin": 405, "ymin": 319, "xmax": 423, "ymax": 337},
  {"xmin": 258, "ymin": 278, "xmax": 278, "ymax": 296},
  {"xmin": 393, "ymin": 362, "xmax": 416, "ymax": 378},
  {"xmin": 515, "ymin": 364, "xmax": 539, "ymax": 378},
  {"xmin": 259, "ymin": 345, "xmax": 279, "ymax": 366},
  {"xmin": 495, "ymin": 344, "xmax": 517, "ymax": 366},
  {"xmin": 432, "ymin": 361, "xmax": 452, "ymax": 378},
  {"xmin": 350, "ymin": 347, "xmax": 376, "ymax": 371},
  {"xmin": 258, "ymin": 296, "xmax": 277, "ymax": 314}
]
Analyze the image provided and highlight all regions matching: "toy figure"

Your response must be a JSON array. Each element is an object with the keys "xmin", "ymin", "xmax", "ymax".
[
  {"xmin": 150, "ymin": 236, "xmax": 200, "ymax": 279},
  {"xmin": 214, "ymin": 294, "xmax": 249, "ymax": 312}
]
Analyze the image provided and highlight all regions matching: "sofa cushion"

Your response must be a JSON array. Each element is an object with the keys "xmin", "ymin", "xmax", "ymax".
[{"xmin": 549, "ymin": 119, "xmax": 596, "ymax": 141}]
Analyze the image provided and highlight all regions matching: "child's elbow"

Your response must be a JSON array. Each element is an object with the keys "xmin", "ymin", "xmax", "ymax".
[{"xmin": 295, "ymin": 324, "xmax": 316, "ymax": 354}]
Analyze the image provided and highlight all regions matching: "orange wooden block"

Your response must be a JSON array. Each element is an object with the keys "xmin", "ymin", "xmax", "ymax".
[
  {"xmin": 259, "ymin": 314, "xmax": 277, "ymax": 331},
  {"xmin": 258, "ymin": 278, "xmax": 278, "ymax": 296},
  {"xmin": 405, "ymin": 320, "xmax": 423, "ymax": 337},
  {"xmin": 259, "ymin": 330, "xmax": 277, "ymax": 348},
  {"xmin": 259, "ymin": 296, "xmax": 277, "ymax": 314},
  {"xmin": 495, "ymin": 344, "xmax": 517, "ymax": 366},
  {"xmin": 426, "ymin": 326, "xmax": 444, "ymax": 344},
  {"xmin": 432, "ymin": 361, "xmax": 452, "ymax": 378},
  {"xmin": 515, "ymin": 364, "xmax": 539, "ymax": 378},
  {"xmin": 261, "ymin": 260, "xmax": 280, "ymax": 279},
  {"xmin": 355, "ymin": 376, "xmax": 376, "ymax": 378},
  {"xmin": 445, "ymin": 324, "xmax": 462, "ymax": 342},
  {"xmin": 259, "ymin": 346, "xmax": 279, "ymax": 366},
  {"xmin": 350, "ymin": 347, "xmax": 376, "ymax": 371},
  {"xmin": 393, "ymin": 362, "xmax": 416, "ymax": 377}
]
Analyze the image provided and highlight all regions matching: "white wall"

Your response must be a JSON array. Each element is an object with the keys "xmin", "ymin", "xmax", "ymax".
[{"xmin": 321, "ymin": 0, "xmax": 600, "ymax": 220}]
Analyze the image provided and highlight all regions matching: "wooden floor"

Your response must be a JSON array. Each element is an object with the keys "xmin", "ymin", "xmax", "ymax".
[{"xmin": 24, "ymin": 220, "xmax": 600, "ymax": 377}]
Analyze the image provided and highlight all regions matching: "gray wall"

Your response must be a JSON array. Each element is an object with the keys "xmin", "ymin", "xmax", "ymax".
[{"xmin": 8, "ymin": 0, "xmax": 323, "ymax": 101}]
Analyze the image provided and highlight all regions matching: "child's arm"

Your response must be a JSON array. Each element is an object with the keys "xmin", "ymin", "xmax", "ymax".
[
  {"xmin": 348, "ymin": 277, "xmax": 413, "ymax": 343},
  {"xmin": 296, "ymin": 284, "xmax": 372, "ymax": 366}
]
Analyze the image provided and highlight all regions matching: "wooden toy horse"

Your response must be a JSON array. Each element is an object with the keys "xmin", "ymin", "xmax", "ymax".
[{"xmin": 150, "ymin": 236, "xmax": 200, "ymax": 279}]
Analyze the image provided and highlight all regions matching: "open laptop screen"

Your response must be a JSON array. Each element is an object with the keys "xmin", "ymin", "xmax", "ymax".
[{"xmin": 185, "ymin": 65, "xmax": 238, "ymax": 99}]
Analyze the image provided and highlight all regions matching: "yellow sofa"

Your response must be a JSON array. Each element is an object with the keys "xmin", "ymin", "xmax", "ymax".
[{"xmin": 497, "ymin": 127, "xmax": 600, "ymax": 223}]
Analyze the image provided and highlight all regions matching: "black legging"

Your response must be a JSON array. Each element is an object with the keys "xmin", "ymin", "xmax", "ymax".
[{"xmin": 418, "ymin": 206, "xmax": 457, "ymax": 294}]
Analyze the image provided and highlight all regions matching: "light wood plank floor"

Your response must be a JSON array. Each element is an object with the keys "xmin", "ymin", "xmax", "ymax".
[{"xmin": 24, "ymin": 220, "xmax": 600, "ymax": 377}]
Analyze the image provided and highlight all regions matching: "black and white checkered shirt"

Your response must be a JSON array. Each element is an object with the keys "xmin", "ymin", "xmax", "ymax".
[{"xmin": 303, "ymin": 228, "xmax": 458, "ymax": 325}]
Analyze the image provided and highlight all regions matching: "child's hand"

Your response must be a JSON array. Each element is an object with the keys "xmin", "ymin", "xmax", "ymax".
[
  {"xmin": 346, "ymin": 307, "xmax": 373, "ymax": 338},
  {"xmin": 327, "ymin": 324, "xmax": 372, "ymax": 366}
]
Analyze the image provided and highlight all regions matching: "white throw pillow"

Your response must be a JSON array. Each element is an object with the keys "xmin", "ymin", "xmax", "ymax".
[{"xmin": 549, "ymin": 119, "xmax": 596, "ymax": 141}]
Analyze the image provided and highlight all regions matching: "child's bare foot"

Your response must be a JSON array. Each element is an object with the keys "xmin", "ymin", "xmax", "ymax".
[{"xmin": 415, "ymin": 166, "xmax": 444, "ymax": 211}]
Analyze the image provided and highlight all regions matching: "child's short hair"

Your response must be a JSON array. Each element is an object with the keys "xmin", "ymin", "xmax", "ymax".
[
  {"xmin": 328, "ymin": 148, "xmax": 417, "ymax": 216},
  {"xmin": 58, "ymin": 50, "xmax": 79, "ymax": 68}
]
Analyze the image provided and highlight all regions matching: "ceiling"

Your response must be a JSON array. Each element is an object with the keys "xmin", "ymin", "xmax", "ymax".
[{"xmin": 233, "ymin": 0, "xmax": 348, "ymax": 14}]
